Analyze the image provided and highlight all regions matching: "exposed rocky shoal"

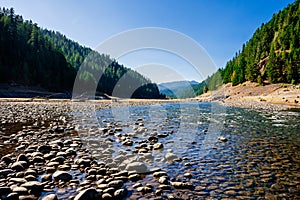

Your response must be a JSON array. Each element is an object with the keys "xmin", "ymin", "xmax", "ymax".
[{"xmin": 0, "ymin": 100, "xmax": 299, "ymax": 200}]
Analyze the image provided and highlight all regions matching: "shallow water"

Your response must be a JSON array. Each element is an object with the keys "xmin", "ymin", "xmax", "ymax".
[
  {"xmin": 38, "ymin": 102, "xmax": 300, "ymax": 199},
  {"xmin": 91, "ymin": 102, "xmax": 300, "ymax": 199}
]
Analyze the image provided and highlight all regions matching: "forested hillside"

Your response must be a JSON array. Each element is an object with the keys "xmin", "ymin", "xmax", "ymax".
[
  {"xmin": 195, "ymin": 0, "xmax": 300, "ymax": 94},
  {"xmin": 0, "ymin": 7, "xmax": 163, "ymax": 98}
]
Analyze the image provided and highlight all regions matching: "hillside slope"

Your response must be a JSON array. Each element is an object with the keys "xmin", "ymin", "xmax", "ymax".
[
  {"xmin": 0, "ymin": 7, "xmax": 163, "ymax": 98},
  {"xmin": 158, "ymin": 80, "xmax": 199, "ymax": 98},
  {"xmin": 195, "ymin": 81, "xmax": 300, "ymax": 109},
  {"xmin": 194, "ymin": 0, "xmax": 300, "ymax": 95}
]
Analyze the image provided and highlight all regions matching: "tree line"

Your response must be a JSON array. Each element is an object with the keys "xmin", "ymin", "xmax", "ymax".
[
  {"xmin": 0, "ymin": 7, "xmax": 164, "ymax": 99},
  {"xmin": 194, "ymin": 0, "xmax": 300, "ymax": 94}
]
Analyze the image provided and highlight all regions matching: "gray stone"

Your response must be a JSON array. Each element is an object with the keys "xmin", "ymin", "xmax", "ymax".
[
  {"xmin": 42, "ymin": 194, "xmax": 58, "ymax": 200},
  {"xmin": 218, "ymin": 136, "xmax": 228, "ymax": 142},
  {"xmin": 41, "ymin": 174, "xmax": 52, "ymax": 182},
  {"xmin": 17, "ymin": 154, "xmax": 29, "ymax": 163},
  {"xmin": 37, "ymin": 145, "xmax": 52, "ymax": 154},
  {"xmin": 159, "ymin": 184, "xmax": 171, "ymax": 190},
  {"xmin": 153, "ymin": 171, "xmax": 168, "ymax": 178},
  {"xmin": 122, "ymin": 139, "xmax": 133, "ymax": 146},
  {"xmin": 170, "ymin": 181, "xmax": 193, "ymax": 189},
  {"xmin": 108, "ymin": 180, "xmax": 123, "ymax": 189},
  {"xmin": 52, "ymin": 171, "xmax": 72, "ymax": 182},
  {"xmin": 18, "ymin": 194, "xmax": 36, "ymax": 200},
  {"xmin": 9, "ymin": 178, "xmax": 27, "ymax": 184},
  {"xmin": 50, "ymin": 156, "xmax": 65, "ymax": 165},
  {"xmin": 32, "ymin": 156, "xmax": 45, "ymax": 163},
  {"xmin": 114, "ymin": 188, "xmax": 127, "ymax": 198},
  {"xmin": 165, "ymin": 153, "xmax": 178, "ymax": 162},
  {"xmin": 102, "ymin": 193, "xmax": 112, "ymax": 199},
  {"xmin": 148, "ymin": 136, "xmax": 158, "ymax": 143},
  {"xmin": 6, "ymin": 192, "xmax": 19, "ymax": 200},
  {"xmin": 184, "ymin": 172, "xmax": 192, "ymax": 178},
  {"xmin": 74, "ymin": 188, "xmax": 99, "ymax": 200},
  {"xmin": 125, "ymin": 162, "xmax": 147, "ymax": 173},
  {"xmin": 153, "ymin": 143, "xmax": 164, "ymax": 150},
  {"xmin": 12, "ymin": 186, "xmax": 28, "ymax": 195},
  {"xmin": 137, "ymin": 186, "xmax": 152, "ymax": 193},
  {"xmin": 158, "ymin": 176, "xmax": 168, "ymax": 184},
  {"xmin": 11, "ymin": 162, "xmax": 25, "ymax": 172},
  {"xmin": 75, "ymin": 158, "xmax": 91, "ymax": 167},
  {"xmin": 24, "ymin": 175, "xmax": 36, "ymax": 181},
  {"xmin": 0, "ymin": 169, "xmax": 14, "ymax": 177},
  {"xmin": 24, "ymin": 170, "xmax": 37, "ymax": 177},
  {"xmin": 21, "ymin": 181, "xmax": 44, "ymax": 194},
  {"xmin": 1, "ymin": 155, "xmax": 12, "ymax": 164}
]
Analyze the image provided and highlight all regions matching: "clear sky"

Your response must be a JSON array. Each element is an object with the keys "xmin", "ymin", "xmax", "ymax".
[{"xmin": 1, "ymin": 0, "xmax": 295, "ymax": 83}]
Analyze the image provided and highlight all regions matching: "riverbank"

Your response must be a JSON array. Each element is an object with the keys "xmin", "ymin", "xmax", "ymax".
[
  {"xmin": 194, "ymin": 81, "xmax": 300, "ymax": 111},
  {"xmin": 0, "ymin": 100, "xmax": 299, "ymax": 199},
  {"xmin": 1, "ymin": 81, "xmax": 299, "ymax": 111}
]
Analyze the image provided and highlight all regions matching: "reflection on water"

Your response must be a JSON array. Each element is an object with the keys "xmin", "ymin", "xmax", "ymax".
[{"xmin": 83, "ymin": 102, "xmax": 300, "ymax": 199}]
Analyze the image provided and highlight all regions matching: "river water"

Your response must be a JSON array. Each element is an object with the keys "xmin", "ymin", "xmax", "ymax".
[{"xmin": 86, "ymin": 102, "xmax": 300, "ymax": 199}]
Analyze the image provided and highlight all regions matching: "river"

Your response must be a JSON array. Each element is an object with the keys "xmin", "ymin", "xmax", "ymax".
[{"xmin": 75, "ymin": 102, "xmax": 300, "ymax": 199}]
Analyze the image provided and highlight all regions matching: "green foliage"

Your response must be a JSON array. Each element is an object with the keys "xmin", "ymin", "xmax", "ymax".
[
  {"xmin": 202, "ymin": 69, "xmax": 223, "ymax": 92},
  {"xmin": 193, "ymin": 0, "xmax": 300, "ymax": 95},
  {"xmin": 193, "ymin": 81, "xmax": 207, "ymax": 95},
  {"xmin": 257, "ymin": 75, "xmax": 263, "ymax": 85},
  {"xmin": 0, "ymin": 7, "xmax": 163, "ymax": 98},
  {"xmin": 0, "ymin": 7, "xmax": 76, "ymax": 90}
]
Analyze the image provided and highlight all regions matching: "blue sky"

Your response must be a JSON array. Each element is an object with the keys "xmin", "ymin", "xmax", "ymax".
[{"xmin": 1, "ymin": 0, "xmax": 295, "ymax": 83}]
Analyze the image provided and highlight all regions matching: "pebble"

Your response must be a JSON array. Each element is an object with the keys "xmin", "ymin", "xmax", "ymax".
[
  {"xmin": 153, "ymin": 143, "xmax": 164, "ymax": 150},
  {"xmin": 218, "ymin": 136, "xmax": 228, "ymax": 142},
  {"xmin": 170, "ymin": 181, "xmax": 193, "ymax": 189},
  {"xmin": 0, "ymin": 101, "xmax": 299, "ymax": 200}
]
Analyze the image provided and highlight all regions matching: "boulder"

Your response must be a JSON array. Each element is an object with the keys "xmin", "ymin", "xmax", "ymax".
[
  {"xmin": 42, "ymin": 194, "xmax": 58, "ymax": 200},
  {"xmin": 165, "ymin": 153, "xmax": 178, "ymax": 162},
  {"xmin": 52, "ymin": 171, "xmax": 72, "ymax": 182},
  {"xmin": 11, "ymin": 162, "xmax": 25, "ymax": 172},
  {"xmin": 125, "ymin": 162, "xmax": 147, "ymax": 173},
  {"xmin": 74, "ymin": 188, "xmax": 99, "ymax": 200},
  {"xmin": 17, "ymin": 154, "xmax": 29, "ymax": 163},
  {"xmin": 1, "ymin": 155, "xmax": 12, "ymax": 164},
  {"xmin": 37, "ymin": 145, "xmax": 52, "ymax": 154},
  {"xmin": 0, "ymin": 169, "xmax": 14, "ymax": 177},
  {"xmin": 108, "ymin": 180, "xmax": 123, "ymax": 189},
  {"xmin": 12, "ymin": 186, "xmax": 28, "ymax": 195},
  {"xmin": 114, "ymin": 188, "xmax": 127, "ymax": 198},
  {"xmin": 21, "ymin": 181, "xmax": 44, "ymax": 194}
]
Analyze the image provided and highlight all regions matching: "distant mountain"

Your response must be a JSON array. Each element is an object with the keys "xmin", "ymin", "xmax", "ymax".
[
  {"xmin": 0, "ymin": 7, "xmax": 164, "ymax": 99},
  {"xmin": 194, "ymin": 0, "xmax": 300, "ymax": 95},
  {"xmin": 158, "ymin": 80, "xmax": 199, "ymax": 98}
]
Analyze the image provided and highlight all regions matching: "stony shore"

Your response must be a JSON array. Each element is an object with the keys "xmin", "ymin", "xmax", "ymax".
[
  {"xmin": 0, "ymin": 94, "xmax": 299, "ymax": 200},
  {"xmin": 194, "ymin": 82, "xmax": 300, "ymax": 111},
  {"xmin": 0, "ymin": 100, "xmax": 201, "ymax": 200}
]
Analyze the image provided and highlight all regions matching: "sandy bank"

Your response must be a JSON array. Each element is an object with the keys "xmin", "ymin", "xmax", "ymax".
[
  {"xmin": 1, "ymin": 82, "xmax": 300, "ymax": 111},
  {"xmin": 194, "ymin": 82, "xmax": 300, "ymax": 111}
]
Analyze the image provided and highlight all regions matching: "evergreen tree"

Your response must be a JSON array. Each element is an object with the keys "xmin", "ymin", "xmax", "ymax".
[
  {"xmin": 194, "ymin": 0, "xmax": 300, "ymax": 94},
  {"xmin": 0, "ymin": 7, "xmax": 163, "ymax": 98}
]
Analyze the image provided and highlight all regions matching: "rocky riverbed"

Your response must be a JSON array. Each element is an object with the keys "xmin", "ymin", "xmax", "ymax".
[{"xmin": 0, "ymin": 100, "xmax": 299, "ymax": 200}]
